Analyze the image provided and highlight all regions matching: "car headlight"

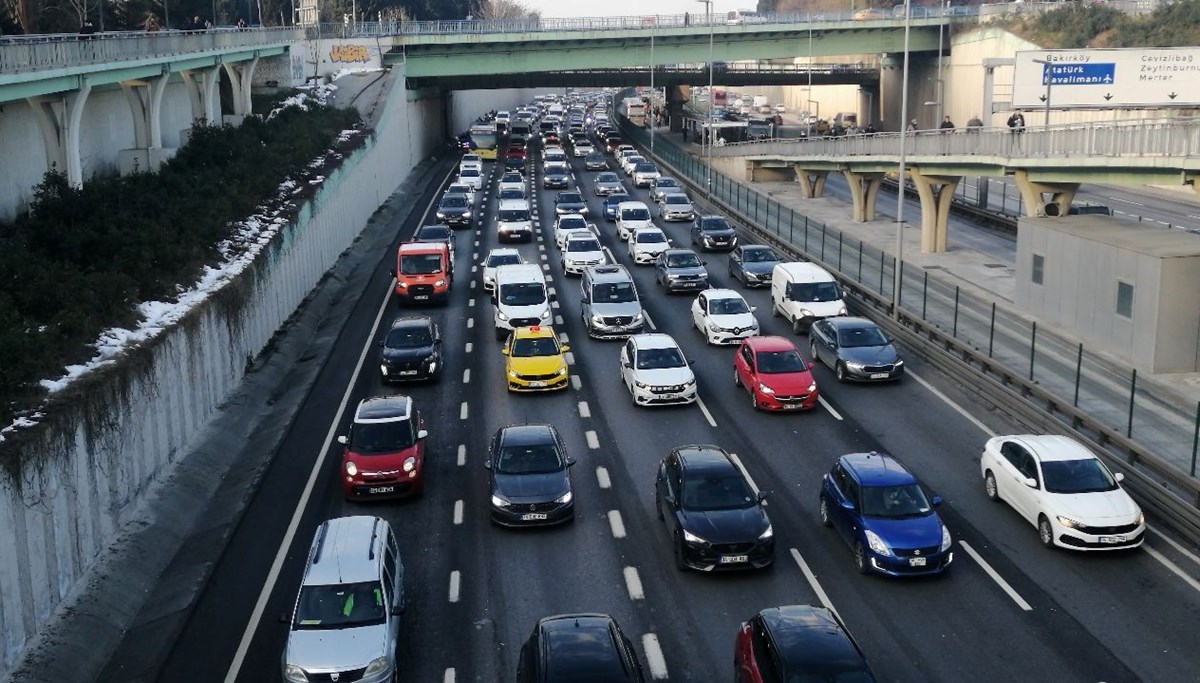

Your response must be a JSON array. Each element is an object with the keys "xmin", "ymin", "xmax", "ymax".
[
  {"xmin": 555, "ymin": 491, "xmax": 574, "ymax": 504},
  {"xmin": 434, "ymin": 279, "xmax": 446, "ymax": 287},
  {"xmin": 634, "ymin": 380, "xmax": 651, "ymax": 389},
  {"xmin": 758, "ymin": 525, "xmax": 774, "ymax": 540},
  {"xmin": 799, "ymin": 308, "xmax": 814, "ymax": 318},
  {"xmin": 757, "ymin": 382, "xmax": 775, "ymax": 395},
  {"xmin": 363, "ymin": 657, "xmax": 391, "ymax": 677},
  {"xmin": 436, "ymin": 211, "xmax": 447, "ymax": 219},
  {"xmin": 426, "ymin": 361, "xmax": 438, "ymax": 372},
  {"xmin": 845, "ymin": 361, "xmax": 865, "ymax": 370},
  {"xmin": 864, "ymin": 529, "xmax": 893, "ymax": 557},
  {"xmin": 940, "ymin": 525, "xmax": 953, "ymax": 552},
  {"xmin": 403, "ymin": 456, "xmax": 417, "ymax": 473},
  {"xmin": 894, "ymin": 359, "xmax": 904, "ymax": 367},
  {"xmin": 508, "ymin": 370, "xmax": 520, "ymax": 378},
  {"xmin": 1136, "ymin": 512, "xmax": 1145, "ymax": 526},
  {"xmin": 682, "ymin": 529, "xmax": 707, "ymax": 544},
  {"xmin": 807, "ymin": 382, "xmax": 817, "ymax": 392},
  {"xmin": 539, "ymin": 308, "xmax": 551, "ymax": 319},
  {"xmin": 1056, "ymin": 515, "xmax": 1082, "ymax": 529},
  {"xmin": 380, "ymin": 364, "xmax": 389, "ymax": 376},
  {"xmin": 345, "ymin": 461, "xmax": 358, "ymax": 477},
  {"xmin": 462, "ymin": 211, "xmax": 472, "ymax": 217},
  {"xmin": 837, "ymin": 307, "xmax": 848, "ymax": 316},
  {"xmin": 283, "ymin": 664, "xmax": 308, "ymax": 682},
  {"xmin": 631, "ymin": 312, "xmax": 644, "ymax": 323},
  {"xmin": 591, "ymin": 314, "xmax": 605, "ymax": 324},
  {"xmin": 395, "ymin": 281, "xmax": 407, "ymax": 289},
  {"xmin": 491, "ymin": 494, "xmax": 511, "ymax": 508},
  {"xmin": 556, "ymin": 366, "xmax": 568, "ymax": 376},
  {"xmin": 497, "ymin": 312, "xmax": 511, "ymax": 321},
  {"xmin": 683, "ymin": 378, "xmax": 696, "ymax": 388},
  {"xmin": 708, "ymin": 323, "xmax": 722, "ymax": 332}
]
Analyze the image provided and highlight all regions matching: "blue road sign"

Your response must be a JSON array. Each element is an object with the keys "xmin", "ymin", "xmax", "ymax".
[{"xmin": 1041, "ymin": 63, "xmax": 1116, "ymax": 86}]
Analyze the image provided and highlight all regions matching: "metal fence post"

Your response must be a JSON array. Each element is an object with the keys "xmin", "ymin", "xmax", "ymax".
[
  {"xmin": 879, "ymin": 250, "xmax": 885, "ymax": 294},
  {"xmin": 858, "ymin": 241, "xmax": 864, "ymax": 281},
  {"xmin": 1127, "ymin": 369, "xmax": 1137, "ymax": 439},
  {"xmin": 1029, "ymin": 321, "xmax": 1037, "ymax": 381},
  {"xmin": 952, "ymin": 286, "xmax": 960, "ymax": 337},
  {"xmin": 838, "ymin": 232, "xmax": 843, "ymax": 271},
  {"xmin": 804, "ymin": 217, "xmax": 809, "ymax": 252},
  {"xmin": 1191, "ymin": 401, "xmax": 1199, "ymax": 477},
  {"xmin": 789, "ymin": 211, "xmax": 794, "ymax": 243},
  {"xmin": 1073, "ymin": 343, "xmax": 1083, "ymax": 407},
  {"xmin": 820, "ymin": 223, "xmax": 826, "ymax": 260},
  {"xmin": 754, "ymin": 193, "xmax": 759, "ymax": 224},
  {"xmin": 922, "ymin": 271, "xmax": 928, "ymax": 320},
  {"xmin": 988, "ymin": 302, "xmax": 996, "ymax": 357}
]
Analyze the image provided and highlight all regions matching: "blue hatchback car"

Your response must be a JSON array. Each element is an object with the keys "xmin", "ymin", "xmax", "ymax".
[{"xmin": 819, "ymin": 452, "xmax": 952, "ymax": 576}]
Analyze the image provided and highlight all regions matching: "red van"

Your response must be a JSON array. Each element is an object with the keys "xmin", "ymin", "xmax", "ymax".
[{"xmin": 392, "ymin": 242, "xmax": 451, "ymax": 304}]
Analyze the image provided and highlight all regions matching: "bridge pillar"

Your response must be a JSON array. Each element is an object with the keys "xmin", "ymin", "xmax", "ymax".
[
  {"xmin": 222, "ymin": 56, "xmax": 260, "ymax": 123},
  {"xmin": 842, "ymin": 170, "xmax": 885, "ymax": 222},
  {"xmin": 793, "ymin": 166, "xmax": 828, "ymax": 199},
  {"xmin": 908, "ymin": 166, "xmax": 960, "ymax": 253},
  {"xmin": 665, "ymin": 84, "xmax": 689, "ymax": 132},
  {"xmin": 25, "ymin": 80, "xmax": 92, "ymax": 188},
  {"xmin": 118, "ymin": 71, "xmax": 173, "ymax": 175},
  {"xmin": 181, "ymin": 67, "xmax": 221, "ymax": 125},
  {"xmin": 1013, "ymin": 169, "xmax": 1079, "ymax": 217}
]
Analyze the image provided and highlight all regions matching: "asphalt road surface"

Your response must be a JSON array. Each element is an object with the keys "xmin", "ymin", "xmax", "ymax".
[{"xmin": 154, "ymin": 133, "xmax": 1200, "ymax": 683}]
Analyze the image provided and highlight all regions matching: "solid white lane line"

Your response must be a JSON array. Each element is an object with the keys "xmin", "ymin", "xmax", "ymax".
[
  {"xmin": 460, "ymin": 402, "xmax": 469, "ymax": 420},
  {"xmin": 959, "ymin": 540, "xmax": 1033, "ymax": 611},
  {"xmin": 444, "ymin": 669, "xmax": 456, "ymax": 683},
  {"xmin": 448, "ymin": 570, "xmax": 461, "ymax": 603},
  {"xmin": 1148, "ymin": 524, "xmax": 1200, "ymax": 568},
  {"xmin": 469, "ymin": 297, "xmax": 476, "ymax": 307},
  {"xmin": 596, "ymin": 466, "xmax": 611, "ymax": 489},
  {"xmin": 1143, "ymin": 544, "xmax": 1200, "ymax": 594},
  {"xmin": 571, "ymin": 375, "xmax": 582, "ymax": 390},
  {"xmin": 696, "ymin": 397, "xmax": 718, "ymax": 428},
  {"xmin": 641, "ymin": 634, "xmax": 669, "ymax": 680},
  {"xmin": 608, "ymin": 510, "xmax": 626, "ymax": 538},
  {"xmin": 457, "ymin": 444, "xmax": 466, "ymax": 466},
  {"xmin": 462, "ymin": 369, "xmax": 470, "ymax": 384},
  {"xmin": 728, "ymin": 453, "xmax": 766, "ymax": 505},
  {"xmin": 465, "ymin": 342, "xmax": 473, "ymax": 353},
  {"xmin": 818, "ymin": 396, "xmax": 843, "ymax": 420},
  {"xmin": 586, "ymin": 430, "xmax": 600, "ymax": 449},
  {"xmin": 467, "ymin": 318, "xmax": 474, "ymax": 329},
  {"xmin": 907, "ymin": 369, "xmax": 997, "ymax": 437},
  {"xmin": 790, "ymin": 548, "xmax": 842, "ymax": 622},
  {"xmin": 578, "ymin": 401, "xmax": 591, "ymax": 418},
  {"xmin": 623, "ymin": 566, "xmax": 645, "ymax": 600},
  {"xmin": 453, "ymin": 500, "xmax": 463, "ymax": 525},
  {"xmin": 223, "ymin": 256, "xmax": 395, "ymax": 683}
]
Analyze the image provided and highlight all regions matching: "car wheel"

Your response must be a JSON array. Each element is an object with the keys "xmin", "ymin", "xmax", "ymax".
[
  {"xmin": 749, "ymin": 386, "xmax": 758, "ymax": 411},
  {"xmin": 673, "ymin": 535, "xmax": 688, "ymax": 571},
  {"xmin": 819, "ymin": 497, "xmax": 832, "ymax": 527},
  {"xmin": 495, "ymin": 327, "xmax": 507, "ymax": 342},
  {"xmin": 835, "ymin": 362, "xmax": 848, "ymax": 383},
  {"xmin": 792, "ymin": 317, "xmax": 805, "ymax": 335},
  {"xmin": 655, "ymin": 492, "xmax": 664, "ymax": 521},
  {"xmin": 733, "ymin": 369, "xmax": 742, "ymax": 388},
  {"xmin": 984, "ymin": 471, "xmax": 1000, "ymax": 502},
  {"xmin": 1038, "ymin": 515, "xmax": 1055, "ymax": 548},
  {"xmin": 810, "ymin": 342, "xmax": 820, "ymax": 365},
  {"xmin": 853, "ymin": 542, "xmax": 869, "ymax": 574}
]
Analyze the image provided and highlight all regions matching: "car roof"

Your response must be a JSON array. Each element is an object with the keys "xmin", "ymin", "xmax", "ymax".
[
  {"xmin": 498, "ymin": 198, "xmax": 530, "ymax": 209},
  {"xmin": 702, "ymin": 288, "xmax": 742, "ymax": 301},
  {"xmin": 586, "ymin": 264, "xmax": 633, "ymax": 282},
  {"xmin": 497, "ymin": 423, "xmax": 559, "ymax": 447},
  {"xmin": 775, "ymin": 261, "xmax": 836, "ymax": 281},
  {"xmin": 565, "ymin": 233, "xmax": 600, "ymax": 244},
  {"xmin": 631, "ymin": 333, "xmax": 681, "ymax": 351},
  {"xmin": 662, "ymin": 248, "xmax": 697, "ymax": 257},
  {"xmin": 1007, "ymin": 434, "xmax": 1097, "ymax": 462},
  {"xmin": 495, "ymin": 263, "xmax": 545, "ymax": 282},
  {"xmin": 742, "ymin": 244, "xmax": 775, "ymax": 252},
  {"xmin": 487, "ymin": 247, "xmax": 521, "ymax": 257},
  {"xmin": 758, "ymin": 606, "xmax": 869, "ymax": 677},
  {"xmin": 744, "ymin": 335, "xmax": 797, "ymax": 352},
  {"xmin": 673, "ymin": 445, "xmax": 736, "ymax": 474},
  {"xmin": 839, "ymin": 452, "xmax": 917, "ymax": 487},
  {"xmin": 633, "ymin": 226, "xmax": 666, "ymax": 234},
  {"xmin": 538, "ymin": 614, "xmax": 630, "ymax": 679},
  {"xmin": 303, "ymin": 516, "xmax": 387, "ymax": 586},
  {"xmin": 398, "ymin": 241, "xmax": 446, "ymax": 254},
  {"xmin": 389, "ymin": 316, "xmax": 433, "ymax": 332},
  {"xmin": 825, "ymin": 317, "xmax": 876, "ymax": 329},
  {"xmin": 354, "ymin": 395, "xmax": 412, "ymax": 424}
]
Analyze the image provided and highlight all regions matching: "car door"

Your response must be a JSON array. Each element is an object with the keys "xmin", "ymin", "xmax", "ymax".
[
  {"xmin": 810, "ymin": 321, "xmax": 832, "ymax": 366},
  {"xmin": 1010, "ymin": 448, "xmax": 1043, "ymax": 523},
  {"xmin": 730, "ymin": 248, "xmax": 744, "ymax": 280},
  {"xmin": 656, "ymin": 458, "xmax": 678, "ymax": 533},
  {"xmin": 996, "ymin": 441, "xmax": 1033, "ymax": 518},
  {"xmin": 620, "ymin": 340, "xmax": 635, "ymax": 387},
  {"xmin": 735, "ymin": 344, "xmax": 756, "ymax": 396},
  {"xmin": 580, "ymin": 279, "xmax": 593, "ymax": 321},
  {"xmin": 827, "ymin": 465, "xmax": 860, "ymax": 545},
  {"xmin": 691, "ymin": 292, "xmax": 708, "ymax": 331}
]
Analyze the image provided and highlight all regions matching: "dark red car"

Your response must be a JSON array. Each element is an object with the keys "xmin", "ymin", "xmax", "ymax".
[
  {"xmin": 507, "ymin": 145, "xmax": 526, "ymax": 161},
  {"xmin": 339, "ymin": 395, "xmax": 429, "ymax": 499},
  {"xmin": 735, "ymin": 606, "xmax": 876, "ymax": 683},
  {"xmin": 605, "ymin": 136, "xmax": 623, "ymax": 154},
  {"xmin": 734, "ymin": 336, "xmax": 819, "ymax": 412}
]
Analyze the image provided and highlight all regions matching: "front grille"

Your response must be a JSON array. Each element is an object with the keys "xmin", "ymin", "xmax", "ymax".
[
  {"xmin": 650, "ymin": 384, "xmax": 686, "ymax": 394},
  {"xmin": 674, "ymin": 274, "xmax": 701, "ymax": 281},
  {"xmin": 510, "ymin": 317, "xmax": 539, "ymax": 328},
  {"xmin": 712, "ymin": 542, "xmax": 755, "ymax": 555},
  {"xmin": 308, "ymin": 668, "xmax": 368, "ymax": 683},
  {"xmin": 604, "ymin": 316, "xmax": 634, "ymax": 326},
  {"xmin": 384, "ymin": 360, "xmax": 422, "ymax": 372},
  {"xmin": 409, "ymin": 284, "xmax": 434, "ymax": 297},
  {"xmin": 863, "ymin": 364, "xmax": 895, "ymax": 374},
  {"xmin": 1077, "ymin": 521, "xmax": 1142, "ymax": 535},
  {"xmin": 519, "ymin": 372, "xmax": 562, "ymax": 381},
  {"xmin": 517, "ymin": 501, "xmax": 561, "ymax": 512},
  {"xmin": 775, "ymin": 394, "xmax": 812, "ymax": 403},
  {"xmin": 894, "ymin": 546, "xmax": 941, "ymax": 558}
]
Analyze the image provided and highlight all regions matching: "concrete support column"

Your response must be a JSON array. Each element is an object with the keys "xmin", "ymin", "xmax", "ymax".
[
  {"xmin": 1012, "ymin": 169, "xmax": 1079, "ymax": 217},
  {"xmin": 181, "ymin": 67, "xmax": 221, "ymax": 125},
  {"xmin": 223, "ymin": 55, "xmax": 259, "ymax": 118},
  {"xmin": 793, "ymin": 165, "xmax": 828, "ymax": 198},
  {"xmin": 120, "ymin": 71, "xmax": 169, "ymax": 149},
  {"xmin": 842, "ymin": 170, "xmax": 884, "ymax": 222},
  {"xmin": 665, "ymin": 84, "xmax": 689, "ymax": 132},
  {"xmin": 25, "ymin": 80, "xmax": 91, "ymax": 187},
  {"xmin": 909, "ymin": 165, "xmax": 960, "ymax": 253}
]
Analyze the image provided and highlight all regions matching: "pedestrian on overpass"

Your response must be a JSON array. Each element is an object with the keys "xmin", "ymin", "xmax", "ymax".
[
  {"xmin": 966, "ymin": 115, "xmax": 983, "ymax": 132},
  {"xmin": 1007, "ymin": 109, "xmax": 1025, "ymax": 133},
  {"xmin": 939, "ymin": 115, "xmax": 955, "ymax": 133}
]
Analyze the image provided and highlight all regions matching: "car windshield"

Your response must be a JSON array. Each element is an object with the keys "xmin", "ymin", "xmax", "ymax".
[
  {"xmin": 756, "ymin": 350, "xmax": 806, "ymax": 373},
  {"xmin": 709, "ymin": 297, "xmax": 750, "ymax": 315},
  {"xmin": 385, "ymin": 325, "xmax": 433, "ymax": 348},
  {"xmin": 635, "ymin": 163, "xmax": 657, "ymax": 173},
  {"xmin": 667, "ymin": 253, "xmax": 701, "ymax": 268},
  {"xmin": 656, "ymin": 179, "xmax": 678, "ymax": 189},
  {"xmin": 499, "ymin": 209, "xmax": 530, "ymax": 222},
  {"xmin": 399, "ymin": 253, "xmax": 442, "ymax": 275},
  {"xmin": 418, "ymin": 226, "xmax": 450, "ymax": 240},
  {"xmin": 743, "ymin": 247, "xmax": 778, "ymax": 263},
  {"xmin": 681, "ymin": 474, "xmax": 756, "ymax": 511},
  {"xmin": 701, "ymin": 218, "xmax": 731, "ymax": 231},
  {"xmin": 559, "ymin": 217, "xmax": 586, "ymax": 230},
  {"xmin": 499, "ymin": 188, "xmax": 525, "ymax": 199},
  {"xmin": 788, "ymin": 281, "xmax": 842, "ymax": 303},
  {"xmin": 607, "ymin": 195, "xmax": 631, "ymax": 207},
  {"xmin": 460, "ymin": 168, "xmax": 480, "ymax": 178},
  {"xmin": 448, "ymin": 185, "xmax": 471, "ymax": 195},
  {"xmin": 838, "ymin": 326, "xmax": 888, "ymax": 348},
  {"xmin": 1040, "ymin": 458, "xmax": 1118, "ymax": 494},
  {"xmin": 351, "ymin": 419, "xmax": 416, "ymax": 453},
  {"xmin": 496, "ymin": 443, "xmax": 564, "ymax": 475},
  {"xmin": 636, "ymin": 347, "xmax": 686, "ymax": 370},
  {"xmin": 511, "ymin": 337, "xmax": 560, "ymax": 357},
  {"xmin": 621, "ymin": 208, "xmax": 651, "ymax": 221},
  {"xmin": 587, "ymin": 152, "xmax": 605, "ymax": 161},
  {"xmin": 664, "ymin": 195, "xmax": 690, "ymax": 206},
  {"xmin": 593, "ymin": 282, "xmax": 637, "ymax": 302},
  {"xmin": 499, "ymin": 282, "xmax": 546, "ymax": 306},
  {"xmin": 502, "ymin": 174, "xmax": 522, "ymax": 183},
  {"xmin": 558, "ymin": 193, "xmax": 583, "ymax": 204},
  {"xmin": 636, "ymin": 231, "xmax": 667, "ymax": 244},
  {"xmin": 440, "ymin": 196, "xmax": 468, "ymax": 208},
  {"xmin": 293, "ymin": 581, "xmax": 386, "ymax": 630},
  {"xmin": 567, "ymin": 238, "xmax": 601, "ymax": 252},
  {"xmin": 597, "ymin": 173, "xmax": 619, "ymax": 183},
  {"xmin": 860, "ymin": 483, "xmax": 932, "ymax": 518},
  {"xmin": 546, "ymin": 153, "xmax": 566, "ymax": 162},
  {"xmin": 486, "ymin": 253, "xmax": 521, "ymax": 268}
]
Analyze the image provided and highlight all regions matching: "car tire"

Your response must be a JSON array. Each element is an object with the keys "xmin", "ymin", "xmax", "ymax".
[
  {"xmin": 771, "ymin": 302, "xmax": 780, "ymax": 317},
  {"xmin": 853, "ymin": 542, "xmax": 869, "ymax": 575},
  {"xmin": 749, "ymin": 387, "xmax": 758, "ymax": 411},
  {"xmin": 835, "ymin": 362, "xmax": 848, "ymax": 383},
  {"xmin": 733, "ymin": 369, "xmax": 742, "ymax": 388},
  {"xmin": 655, "ymin": 492, "xmax": 664, "ymax": 521},
  {"xmin": 1038, "ymin": 515, "xmax": 1055, "ymax": 549},
  {"xmin": 673, "ymin": 535, "xmax": 688, "ymax": 571},
  {"xmin": 792, "ymin": 317, "xmax": 805, "ymax": 335},
  {"xmin": 819, "ymin": 497, "xmax": 832, "ymax": 527},
  {"xmin": 495, "ymin": 327, "xmax": 507, "ymax": 342},
  {"xmin": 810, "ymin": 342, "xmax": 820, "ymax": 366},
  {"xmin": 984, "ymin": 471, "xmax": 1001, "ymax": 502}
]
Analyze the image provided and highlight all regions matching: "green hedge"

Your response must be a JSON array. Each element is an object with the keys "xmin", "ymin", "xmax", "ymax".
[
  {"xmin": 0, "ymin": 101, "xmax": 362, "ymax": 426},
  {"xmin": 1007, "ymin": 0, "xmax": 1200, "ymax": 49}
]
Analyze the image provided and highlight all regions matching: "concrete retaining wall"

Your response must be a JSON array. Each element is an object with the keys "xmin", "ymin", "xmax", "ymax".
[{"xmin": 0, "ymin": 65, "xmax": 442, "ymax": 676}]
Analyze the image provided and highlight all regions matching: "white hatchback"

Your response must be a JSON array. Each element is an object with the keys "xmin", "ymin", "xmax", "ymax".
[
  {"xmin": 627, "ymin": 227, "xmax": 671, "ymax": 265},
  {"xmin": 690, "ymin": 289, "xmax": 760, "ymax": 345},
  {"xmin": 618, "ymin": 334, "xmax": 697, "ymax": 406},
  {"xmin": 553, "ymin": 214, "xmax": 597, "ymax": 249}
]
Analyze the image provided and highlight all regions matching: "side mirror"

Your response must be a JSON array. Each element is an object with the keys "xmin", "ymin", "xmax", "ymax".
[
  {"xmin": 548, "ymin": 292, "xmax": 558, "ymax": 302},
  {"xmin": 750, "ymin": 306, "xmax": 757, "ymax": 313},
  {"xmin": 337, "ymin": 435, "xmax": 348, "ymax": 445},
  {"xmin": 417, "ymin": 429, "xmax": 429, "ymax": 440},
  {"xmin": 483, "ymin": 459, "xmax": 492, "ymax": 470},
  {"xmin": 388, "ymin": 269, "xmax": 396, "ymax": 277},
  {"xmin": 756, "ymin": 490, "xmax": 769, "ymax": 504},
  {"xmin": 840, "ymin": 499, "xmax": 856, "ymax": 511},
  {"xmin": 566, "ymin": 457, "xmax": 577, "ymax": 467},
  {"xmin": 662, "ymin": 492, "xmax": 676, "ymax": 506},
  {"xmin": 1114, "ymin": 472, "xmax": 1125, "ymax": 483},
  {"xmin": 701, "ymin": 261, "xmax": 708, "ymax": 266},
  {"xmin": 931, "ymin": 495, "xmax": 943, "ymax": 507},
  {"xmin": 622, "ymin": 361, "xmax": 633, "ymax": 369},
  {"xmin": 561, "ymin": 344, "xmax": 571, "ymax": 352},
  {"xmin": 1024, "ymin": 477, "xmax": 1039, "ymax": 489},
  {"xmin": 687, "ymin": 359, "xmax": 696, "ymax": 366},
  {"xmin": 500, "ymin": 347, "xmax": 509, "ymax": 356}
]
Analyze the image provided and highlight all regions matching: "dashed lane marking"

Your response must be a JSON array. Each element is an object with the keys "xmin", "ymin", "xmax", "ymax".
[
  {"xmin": 608, "ymin": 510, "xmax": 627, "ymax": 538},
  {"xmin": 696, "ymin": 397, "xmax": 718, "ymax": 428},
  {"xmin": 728, "ymin": 453, "xmax": 765, "ymax": 505},
  {"xmin": 571, "ymin": 375, "xmax": 582, "ymax": 390},
  {"xmin": 641, "ymin": 634, "xmax": 669, "ymax": 680},
  {"xmin": 462, "ymin": 369, "xmax": 470, "ymax": 384},
  {"xmin": 444, "ymin": 669, "xmax": 456, "ymax": 683},
  {"xmin": 555, "ymin": 315, "xmax": 564, "ymax": 325},
  {"xmin": 790, "ymin": 548, "xmax": 842, "ymax": 621},
  {"xmin": 470, "ymin": 280, "xmax": 476, "ymax": 289},
  {"xmin": 596, "ymin": 466, "xmax": 611, "ymax": 489},
  {"xmin": 559, "ymin": 331, "xmax": 569, "ymax": 343},
  {"xmin": 453, "ymin": 500, "xmax": 463, "ymax": 525},
  {"xmin": 959, "ymin": 540, "xmax": 1033, "ymax": 611},
  {"xmin": 586, "ymin": 430, "xmax": 600, "ymax": 449},
  {"xmin": 448, "ymin": 570, "xmax": 461, "ymax": 603},
  {"xmin": 467, "ymin": 318, "xmax": 474, "ymax": 329},
  {"xmin": 644, "ymin": 311, "xmax": 658, "ymax": 331},
  {"xmin": 457, "ymin": 444, "xmax": 466, "ymax": 466},
  {"xmin": 818, "ymin": 396, "xmax": 843, "ymax": 420},
  {"xmin": 1143, "ymin": 544, "xmax": 1200, "ymax": 595},
  {"xmin": 908, "ymin": 369, "xmax": 996, "ymax": 438},
  {"xmin": 460, "ymin": 402, "xmax": 469, "ymax": 420},
  {"xmin": 469, "ymin": 297, "xmax": 476, "ymax": 307},
  {"xmin": 578, "ymin": 401, "xmax": 591, "ymax": 418},
  {"xmin": 564, "ymin": 352, "xmax": 575, "ymax": 365},
  {"xmin": 623, "ymin": 566, "xmax": 645, "ymax": 600}
]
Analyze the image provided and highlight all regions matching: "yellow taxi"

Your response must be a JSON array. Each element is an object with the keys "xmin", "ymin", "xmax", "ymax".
[{"xmin": 502, "ymin": 325, "xmax": 570, "ymax": 392}]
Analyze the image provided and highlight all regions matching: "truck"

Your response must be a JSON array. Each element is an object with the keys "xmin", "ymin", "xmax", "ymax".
[
  {"xmin": 753, "ymin": 95, "xmax": 771, "ymax": 114},
  {"xmin": 623, "ymin": 97, "xmax": 646, "ymax": 126}
]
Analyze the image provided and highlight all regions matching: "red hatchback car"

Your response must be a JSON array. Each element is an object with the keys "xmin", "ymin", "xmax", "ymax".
[
  {"xmin": 339, "ymin": 395, "xmax": 429, "ymax": 499},
  {"xmin": 734, "ymin": 336, "xmax": 819, "ymax": 411}
]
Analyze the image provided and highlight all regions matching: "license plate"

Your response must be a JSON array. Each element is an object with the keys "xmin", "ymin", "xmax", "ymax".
[
  {"xmin": 399, "ymin": 370, "xmax": 418, "ymax": 376},
  {"xmin": 527, "ymin": 381, "xmax": 547, "ymax": 388},
  {"xmin": 367, "ymin": 486, "xmax": 395, "ymax": 495},
  {"xmin": 521, "ymin": 513, "xmax": 548, "ymax": 521},
  {"xmin": 908, "ymin": 556, "xmax": 927, "ymax": 567},
  {"xmin": 784, "ymin": 404, "xmax": 802, "ymax": 410},
  {"xmin": 720, "ymin": 555, "xmax": 749, "ymax": 564},
  {"xmin": 870, "ymin": 373, "xmax": 889, "ymax": 379},
  {"xmin": 658, "ymin": 393, "xmax": 680, "ymax": 400},
  {"xmin": 1099, "ymin": 535, "xmax": 1125, "ymax": 544},
  {"xmin": 414, "ymin": 294, "xmax": 429, "ymax": 301}
]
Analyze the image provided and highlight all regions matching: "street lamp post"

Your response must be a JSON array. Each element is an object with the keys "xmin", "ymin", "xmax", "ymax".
[
  {"xmin": 1033, "ymin": 58, "xmax": 1053, "ymax": 128},
  {"xmin": 650, "ymin": 29, "xmax": 655, "ymax": 155},
  {"xmin": 892, "ymin": 0, "xmax": 912, "ymax": 317},
  {"xmin": 697, "ymin": 0, "xmax": 714, "ymax": 198}
]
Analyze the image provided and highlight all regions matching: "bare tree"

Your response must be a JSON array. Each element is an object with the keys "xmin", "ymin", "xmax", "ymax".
[{"xmin": 476, "ymin": 0, "xmax": 538, "ymax": 20}]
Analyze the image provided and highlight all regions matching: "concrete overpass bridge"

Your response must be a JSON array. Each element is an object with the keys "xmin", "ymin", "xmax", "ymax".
[{"xmin": 707, "ymin": 117, "xmax": 1200, "ymax": 252}]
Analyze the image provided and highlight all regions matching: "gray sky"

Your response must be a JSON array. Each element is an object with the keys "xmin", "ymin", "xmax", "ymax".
[{"xmin": 518, "ymin": 1, "xmax": 747, "ymax": 19}]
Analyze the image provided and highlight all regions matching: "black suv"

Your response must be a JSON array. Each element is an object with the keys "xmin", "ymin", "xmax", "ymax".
[
  {"xmin": 379, "ymin": 316, "xmax": 442, "ymax": 382},
  {"xmin": 517, "ymin": 613, "xmax": 645, "ymax": 682}
]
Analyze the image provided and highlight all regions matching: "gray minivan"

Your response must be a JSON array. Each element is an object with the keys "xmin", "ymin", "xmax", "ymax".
[{"xmin": 580, "ymin": 264, "xmax": 645, "ymax": 339}]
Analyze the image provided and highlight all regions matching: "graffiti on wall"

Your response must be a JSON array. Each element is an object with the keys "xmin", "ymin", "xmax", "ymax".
[{"xmin": 330, "ymin": 44, "xmax": 372, "ymax": 63}]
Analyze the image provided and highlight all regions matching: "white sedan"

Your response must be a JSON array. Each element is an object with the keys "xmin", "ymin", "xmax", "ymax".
[
  {"xmin": 690, "ymin": 289, "xmax": 759, "ymax": 345},
  {"xmin": 980, "ymin": 434, "xmax": 1145, "ymax": 550},
  {"xmin": 445, "ymin": 182, "xmax": 477, "ymax": 206},
  {"xmin": 457, "ymin": 167, "xmax": 484, "ymax": 192},
  {"xmin": 561, "ymin": 234, "xmax": 608, "ymax": 275},
  {"xmin": 627, "ymin": 227, "xmax": 671, "ymax": 265},
  {"xmin": 553, "ymin": 214, "xmax": 597, "ymax": 250},
  {"xmin": 619, "ymin": 334, "xmax": 697, "ymax": 406}
]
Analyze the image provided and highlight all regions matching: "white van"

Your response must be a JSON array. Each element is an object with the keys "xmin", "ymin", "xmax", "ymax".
[
  {"xmin": 770, "ymin": 262, "xmax": 847, "ymax": 334},
  {"xmin": 616, "ymin": 201, "xmax": 654, "ymax": 241},
  {"xmin": 492, "ymin": 263, "xmax": 552, "ymax": 341},
  {"xmin": 496, "ymin": 198, "xmax": 533, "ymax": 242}
]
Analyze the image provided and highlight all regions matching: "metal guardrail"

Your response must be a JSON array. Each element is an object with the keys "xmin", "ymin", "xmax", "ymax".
[
  {"xmin": 620, "ymin": 116, "xmax": 1200, "ymax": 545},
  {"xmin": 709, "ymin": 117, "xmax": 1200, "ymax": 163}
]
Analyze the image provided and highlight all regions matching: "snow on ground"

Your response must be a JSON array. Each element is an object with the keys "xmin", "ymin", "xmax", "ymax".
[{"xmin": 3, "ymin": 86, "xmax": 357, "ymax": 442}]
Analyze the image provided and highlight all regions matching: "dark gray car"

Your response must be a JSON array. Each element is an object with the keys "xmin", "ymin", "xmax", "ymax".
[
  {"xmin": 436, "ymin": 194, "xmax": 473, "ymax": 227},
  {"xmin": 809, "ymin": 317, "xmax": 904, "ymax": 383},
  {"xmin": 654, "ymin": 249, "xmax": 709, "ymax": 294},
  {"xmin": 593, "ymin": 171, "xmax": 624, "ymax": 196},
  {"xmin": 728, "ymin": 244, "xmax": 780, "ymax": 288},
  {"xmin": 486, "ymin": 424, "xmax": 576, "ymax": 527},
  {"xmin": 690, "ymin": 215, "xmax": 738, "ymax": 251}
]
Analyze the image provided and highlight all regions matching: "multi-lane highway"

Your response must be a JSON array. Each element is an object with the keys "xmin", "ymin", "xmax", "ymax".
[{"xmin": 154, "ymin": 115, "xmax": 1200, "ymax": 683}]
